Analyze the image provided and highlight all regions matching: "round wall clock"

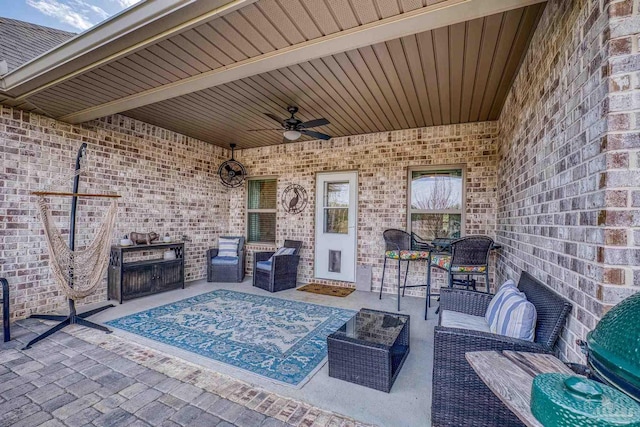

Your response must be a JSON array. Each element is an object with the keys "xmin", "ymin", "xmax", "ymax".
[{"xmin": 281, "ymin": 184, "xmax": 308, "ymax": 214}]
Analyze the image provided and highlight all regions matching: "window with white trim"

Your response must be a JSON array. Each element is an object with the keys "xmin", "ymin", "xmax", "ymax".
[
  {"xmin": 247, "ymin": 178, "xmax": 276, "ymax": 243},
  {"xmin": 409, "ymin": 168, "xmax": 464, "ymax": 240}
]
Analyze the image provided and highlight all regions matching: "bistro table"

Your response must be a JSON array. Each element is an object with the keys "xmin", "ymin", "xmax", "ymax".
[{"xmin": 465, "ymin": 350, "xmax": 577, "ymax": 427}]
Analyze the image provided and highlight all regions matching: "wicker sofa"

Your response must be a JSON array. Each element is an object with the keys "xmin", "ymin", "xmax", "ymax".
[
  {"xmin": 252, "ymin": 240, "xmax": 302, "ymax": 292},
  {"xmin": 431, "ymin": 271, "xmax": 573, "ymax": 427}
]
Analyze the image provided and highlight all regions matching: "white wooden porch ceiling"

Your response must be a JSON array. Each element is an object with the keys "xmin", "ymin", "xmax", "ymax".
[{"xmin": 13, "ymin": 0, "xmax": 545, "ymax": 148}]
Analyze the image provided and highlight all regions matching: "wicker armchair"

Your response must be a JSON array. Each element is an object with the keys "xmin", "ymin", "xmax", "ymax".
[
  {"xmin": 252, "ymin": 240, "xmax": 302, "ymax": 292},
  {"xmin": 206, "ymin": 236, "xmax": 246, "ymax": 283},
  {"xmin": 431, "ymin": 271, "xmax": 573, "ymax": 427}
]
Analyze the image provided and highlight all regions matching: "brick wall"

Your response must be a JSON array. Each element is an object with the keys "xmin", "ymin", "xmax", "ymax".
[
  {"xmin": 0, "ymin": 107, "xmax": 229, "ymax": 319},
  {"xmin": 497, "ymin": 0, "xmax": 639, "ymax": 362},
  {"xmin": 229, "ymin": 122, "xmax": 499, "ymax": 296}
]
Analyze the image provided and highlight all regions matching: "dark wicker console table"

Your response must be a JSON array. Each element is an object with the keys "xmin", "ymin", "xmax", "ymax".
[
  {"xmin": 108, "ymin": 243, "xmax": 184, "ymax": 304},
  {"xmin": 327, "ymin": 308, "xmax": 410, "ymax": 392}
]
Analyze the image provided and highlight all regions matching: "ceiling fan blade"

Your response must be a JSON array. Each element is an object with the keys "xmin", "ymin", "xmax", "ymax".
[
  {"xmin": 247, "ymin": 128, "xmax": 282, "ymax": 132},
  {"xmin": 299, "ymin": 118, "xmax": 329, "ymax": 128},
  {"xmin": 264, "ymin": 113, "xmax": 284, "ymax": 124},
  {"xmin": 225, "ymin": 164, "xmax": 233, "ymax": 172},
  {"xmin": 300, "ymin": 129, "xmax": 331, "ymax": 140}
]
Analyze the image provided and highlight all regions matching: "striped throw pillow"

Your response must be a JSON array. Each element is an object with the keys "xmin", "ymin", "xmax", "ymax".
[
  {"xmin": 268, "ymin": 247, "xmax": 296, "ymax": 262},
  {"xmin": 492, "ymin": 293, "xmax": 537, "ymax": 341},
  {"xmin": 218, "ymin": 237, "xmax": 239, "ymax": 258},
  {"xmin": 485, "ymin": 279, "xmax": 517, "ymax": 327}
]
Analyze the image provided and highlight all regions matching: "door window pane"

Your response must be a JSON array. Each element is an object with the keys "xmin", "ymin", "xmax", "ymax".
[
  {"xmin": 324, "ymin": 208, "xmax": 348, "ymax": 234},
  {"xmin": 325, "ymin": 182, "xmax": 349, "ymax": 207}
]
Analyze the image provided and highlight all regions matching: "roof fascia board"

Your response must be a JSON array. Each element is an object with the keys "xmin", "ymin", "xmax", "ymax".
[
  {"xmin": 59, "ymin": 0, "xmax": 547, "ymax": 124},
  {"xmin": 0, "ymin": 0, "xmax": 258, "ymax": 96}
]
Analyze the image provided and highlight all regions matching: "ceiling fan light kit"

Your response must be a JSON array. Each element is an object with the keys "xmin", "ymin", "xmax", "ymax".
[
  {"xmin": 248, "ymin": 106, "xmax": 332, "ymax": 142},
  {"xmin": 283, "ymin": 130, "xmax": 302, "ymax": 140}
]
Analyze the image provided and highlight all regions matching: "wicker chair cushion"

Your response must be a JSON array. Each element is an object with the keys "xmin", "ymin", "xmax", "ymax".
[
  {"xmin": 385, "ymin": 250, "xmax": 430, "ymax": 260},
  {"xmin": 256, "ymin": 260, "xmax": 272, "ymax": 271},
  {"xmin": 492, "ymin": 292, "xmax": 537, "ymax": 342},
  {"xmin": 485, "ymin": 279, "xmax": 517, "ymax": 325},
  {"xmin": 431, "ymin": 254, "xmax": 487, "ymax": 272},
  {"xmin": 211, "ymin": 256, "xmax": 239, "ymax": 265},
  {"xmin": 268, "ymin": 247, "xmax": 296, "ymax": 262},
  {"xmin": 441, "ymin": 310, "xmax": 491, "ymax": 333},
  {"xmin": 218, "ymin": 237, "xmax": 239, "ymax": 258}
]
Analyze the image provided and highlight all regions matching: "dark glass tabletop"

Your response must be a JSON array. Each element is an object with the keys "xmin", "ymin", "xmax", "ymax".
[{"xmin": 332, "ymin": 309, "xmax": 408, "ymax": 347}]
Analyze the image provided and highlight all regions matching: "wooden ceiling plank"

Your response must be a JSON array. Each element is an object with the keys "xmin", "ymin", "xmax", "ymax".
[
  {"xmin": 255, "ymin": 0, "xmax": 306, "ymax": 45},
  {"xmin": 375, "ymin": 0, "xmax": 401, "ymax": 18},
  {"xmin": 227, "ymin": 79, "xmax": 300, "ymax": 128},
  {"xmin": 468, "ymin": 13, "xmax": 502, "ymax": 122},
  {"xmin": 294, "ymin": 62, "xmax": 374, "ymax": 133},
  {"xmin": 237, "ymin": 5, "xmax": 290, "ymax": 49},
  {"xmin": 448, "ymin": 21, "xmax": 465, "ymax": 124},
  {"xmin": 155, "ymin": 40, "xmax": 212, "ymax": 74},
  {"xmin": 360, "ymin": 45, "xmax": 412, "ymax": 129},
  {"xmin": 58, "ymin": 0, "xmax": 548, "ymax": 124},
  {"xmin": 348, "ymin": 0, "xmax": 379, "ymax": 25},
  {"xmin": 401, "ymin": 34, "xmax": 433, "ymax": 126},
  {"xmin": 126, "ymin": 52, "xmax": 184, "ymax": 83},
  {"xmin": 117, "ymin": 57, "xmax": 174, "ymax": 86},
  {"xmin": 329, "ymin": 52, "xmax": 394, "ymax": 129},
  {"xmin": 384, "ymin": 38, "xmax": 425, "ymax": 127},
  {"xmin": 94, "ymin": 65, "xmax": 154, "ymax": 92},
  {"xmin": 300, "ymin": 0, "xmax": 341, "ymax": 35},
  {"xmin": 343, "ymin": 49, "xmax": 403, "ymax": 129},
  {"xmin": 416, "ymin": 30, "xmax": 442, "ymax": 125},
  {"xmin": 181, "ymin": 29, "xmax": 234, "ymax": 66},
  {"xmin": 478, "ymin": 8, "xmax": 523, "ymax": 120},
  {"xmin": 146, "ymin": 44, "xmax": 201, "ymax": 77},
  {"xmin": 128, "ymin": 104, "xmax": 237, "ymax": 145},
  {"xmin": 400, "ymin": 0, "xmax": 424, "ymax": 12},
  {"xmin": 325, "ymin": 0, "xmax": 360, "ymax": 30},
  {"xmin": 223, "ymin": 11, "xmax": 277, "ymax": 53},
  {"xmin": 169, "ymin": 35, "xmax": 224, "ymax": 70},
  {"xmin": 276, "ymin": 0, "xmax": 324, "ymax": 40},
  {"xmin": 213, "ymin": 17, "xmax": 262, "ymax": 57},
  {"xmin": 459, "ymin": 17, "xmax": 483, "ymax": 123},
  {"xmin": 309, "ymin": 57, "xmax": 385, "ymax": 131},
  {"xmin": 53, "ymin": 79, "xmax": 116, "ymax": 105},
  {"xmin": 432, "ymin": 26, "xmax": 450, "ymax": 124},
  {"xmin": 195, "ymin": 23, "xmax": 248, "ymax": 62},
  {"xmin": 75, "ymin": 71, "xmax": 141, "ymax": 97},
  {"xmin": 489, "ymin": 4, "xmax": 544, "ymax": 118}
]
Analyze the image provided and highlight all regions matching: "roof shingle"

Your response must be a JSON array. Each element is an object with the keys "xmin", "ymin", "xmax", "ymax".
[{"xmin": 0, "ymin": 17, "xmax": 75, "ymax": 73}]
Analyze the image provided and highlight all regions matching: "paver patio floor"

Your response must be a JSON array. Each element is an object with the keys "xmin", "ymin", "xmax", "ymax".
[{"xmin": 0, "ymin": 317, "xmax": 374, "ymax": 427}]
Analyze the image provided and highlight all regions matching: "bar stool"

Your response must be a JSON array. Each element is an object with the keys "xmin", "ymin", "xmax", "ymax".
[{"xmin": 379, "ymin": 229, "xmax": 431, "ymax": 314}]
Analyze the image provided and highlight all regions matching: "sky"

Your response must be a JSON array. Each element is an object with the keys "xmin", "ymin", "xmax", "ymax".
[{"xmin": 0, "ymin": 0, "xmax": 141, "ymax": 33}]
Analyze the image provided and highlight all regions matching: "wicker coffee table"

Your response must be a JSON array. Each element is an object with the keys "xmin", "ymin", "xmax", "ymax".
[{"xmin": 327, "ymin": 308, "xmax": 410, "ymax": 392}]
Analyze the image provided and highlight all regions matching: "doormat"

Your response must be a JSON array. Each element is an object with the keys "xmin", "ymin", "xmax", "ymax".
[
  {"xmin": 106, "ymin": 290, "xmax": 355, "ymax": 387},
  {"xmin": 297, "ymin": 284, "xmax": 355, "ymax": 297}
]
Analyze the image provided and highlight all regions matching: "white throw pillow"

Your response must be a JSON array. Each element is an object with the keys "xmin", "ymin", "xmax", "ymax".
[
  {"xmin": 485, "ymin": 279, "xmax": 517, "ymax": 326},
  {"xmin": 492, "ymin": 292, "xmax": 537, "ymax": 341},
  {"xmin": 218, "ymin": 237, "xmax": 239, "ymax": 258}
]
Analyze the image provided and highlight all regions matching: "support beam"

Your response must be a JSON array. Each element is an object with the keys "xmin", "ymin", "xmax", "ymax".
[
  {"xmin": 0, "ymin": 0, "xmax": 258, "ymax": 97},
  {"xmin": 59, "ymin": 0, "xmax": 546, "ymax": 124}
]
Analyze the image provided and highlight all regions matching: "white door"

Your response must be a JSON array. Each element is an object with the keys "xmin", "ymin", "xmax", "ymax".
[{"xmin": 315, "ymin": 171, "xmax": 358, "ymax": 282}]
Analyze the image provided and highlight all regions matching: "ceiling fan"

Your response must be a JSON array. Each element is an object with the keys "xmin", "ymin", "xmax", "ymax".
[{"xmin": 248, "ymin": 106, "xmax": 331, "ymax": 142}]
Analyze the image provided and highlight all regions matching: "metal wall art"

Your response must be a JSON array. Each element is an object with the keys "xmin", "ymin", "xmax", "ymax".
[{"xmin": 281, "ymin": 184, "xmax": 308, "ymax": 214}]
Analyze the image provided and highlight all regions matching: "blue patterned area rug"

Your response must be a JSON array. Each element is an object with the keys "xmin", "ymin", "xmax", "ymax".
[{"xmin": 106, "ymin": 290, "xmax": 355, "ymax": 387}]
